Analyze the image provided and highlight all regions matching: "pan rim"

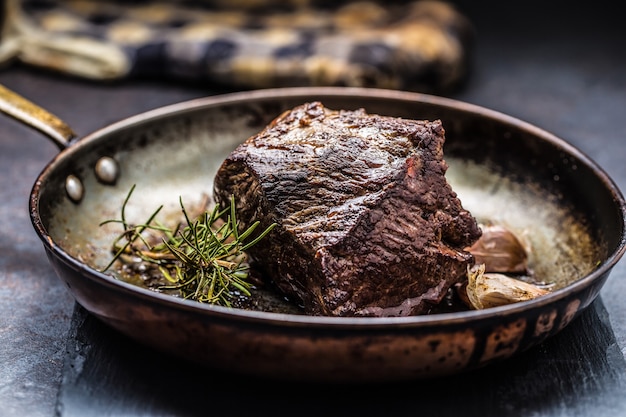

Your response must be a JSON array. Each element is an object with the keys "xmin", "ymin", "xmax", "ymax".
[{"xmin": 29, "ymin": 86, "xmax": 626, "ymax": 328}]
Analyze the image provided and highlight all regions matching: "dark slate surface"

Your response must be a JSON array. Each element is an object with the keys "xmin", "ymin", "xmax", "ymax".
[{"xmin": 1, "ymin": 1, "xmax": 625, "ymax": 416}]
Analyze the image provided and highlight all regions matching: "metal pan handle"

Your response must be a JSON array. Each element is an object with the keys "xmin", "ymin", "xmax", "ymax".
[{"xmin": 0, "ymin": 83, "xmax": 76, "ymax": 150}]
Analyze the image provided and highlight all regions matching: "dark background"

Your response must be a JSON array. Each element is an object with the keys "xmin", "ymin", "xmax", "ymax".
[{"xmin": 1, "ymin": 1, "xmax": 625, "ymax": 416}]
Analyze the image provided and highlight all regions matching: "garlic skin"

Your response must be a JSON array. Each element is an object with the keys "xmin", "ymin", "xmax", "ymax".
[
  {"xmin": 467, "ymin": 224, "xmax": 530, "ymax": 274},
  {"xmin": 465, "ymin": 264, "xmax": 550, "ymax": 310}
]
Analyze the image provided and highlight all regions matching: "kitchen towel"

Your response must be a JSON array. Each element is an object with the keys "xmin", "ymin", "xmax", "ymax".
[{"xmin": 0, "ymin": 0, "xmax": 475, "ymax": 92}]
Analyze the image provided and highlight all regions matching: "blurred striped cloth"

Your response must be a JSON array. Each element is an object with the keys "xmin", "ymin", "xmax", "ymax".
[{"xmin": 0, "ymin": 0, "xmax": 475, "ymax": 92}]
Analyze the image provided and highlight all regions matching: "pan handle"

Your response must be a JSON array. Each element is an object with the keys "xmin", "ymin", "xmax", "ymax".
[{"xmin": 0, "ymin": 83, "xmax": 76, "ymax": 150}]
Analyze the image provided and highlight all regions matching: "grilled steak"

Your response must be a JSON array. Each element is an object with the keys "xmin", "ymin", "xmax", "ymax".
[{"xmin": 213, "ymin": 101, "xmax": 481, "ymax": 317}]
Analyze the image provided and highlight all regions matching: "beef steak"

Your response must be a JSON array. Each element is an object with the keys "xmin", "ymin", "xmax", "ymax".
[{"xmin": 213, "ymin": 101, "xmax": 481, "ymax": 317}]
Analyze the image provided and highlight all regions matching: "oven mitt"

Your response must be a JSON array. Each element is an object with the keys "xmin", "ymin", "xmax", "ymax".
[{"xmin": 0, "ymin": 0, "xmax": 475, "ymax": 93}]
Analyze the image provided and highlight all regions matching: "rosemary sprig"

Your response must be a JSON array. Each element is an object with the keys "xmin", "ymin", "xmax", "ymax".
[{"xmin": 100, "ymin": 186, "xmax": 276, "ymax": 307}]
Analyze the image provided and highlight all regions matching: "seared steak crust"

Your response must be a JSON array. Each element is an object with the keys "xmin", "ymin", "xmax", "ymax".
[{"xmin": 214, "ymin": 102, "xmax": 481, "ymax": 316}]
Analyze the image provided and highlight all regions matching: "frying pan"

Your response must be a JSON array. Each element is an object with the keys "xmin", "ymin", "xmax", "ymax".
[{"xmin": 2, "ymin": 85, "xmax": 625, "ymax": 382}]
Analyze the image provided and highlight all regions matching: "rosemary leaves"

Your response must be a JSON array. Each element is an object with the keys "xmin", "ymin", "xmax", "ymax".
[{"xmin": 100, "ymin": 185, "xmax": 276, "ymax": 307}]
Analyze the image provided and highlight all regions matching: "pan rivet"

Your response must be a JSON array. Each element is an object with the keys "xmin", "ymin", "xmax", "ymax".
[
  {"xmin": 65, "ymin": 175, "xmax": 84, "ymax": 203},
  {"xmin": 95, "ymin": 156, "xmax": 119, "ymax": 184}
]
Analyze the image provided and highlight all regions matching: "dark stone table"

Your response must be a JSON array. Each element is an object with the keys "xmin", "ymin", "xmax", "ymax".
[{"xmin": 1, "ymin": 1, "xmax": 625, "ymax": 416}]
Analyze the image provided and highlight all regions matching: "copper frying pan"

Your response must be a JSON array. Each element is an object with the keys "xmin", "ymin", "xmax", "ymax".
[{"xmin": 1, "ymin": 84, "xmax": 624, "ymax": 382}]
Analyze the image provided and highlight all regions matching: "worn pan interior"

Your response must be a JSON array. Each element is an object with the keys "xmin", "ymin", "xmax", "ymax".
[{"xmin": 32, "ymin": 87, "xmax": 626, "ymax": 382}]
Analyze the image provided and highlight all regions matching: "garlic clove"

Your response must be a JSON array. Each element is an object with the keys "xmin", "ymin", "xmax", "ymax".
[
  {"xmin": 465, "ymin": 264, "xmax": 550, "ymax": 310},
  {"xmin": 467, "ymin": 224, "xmax": 530, "ymax": 274}
]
